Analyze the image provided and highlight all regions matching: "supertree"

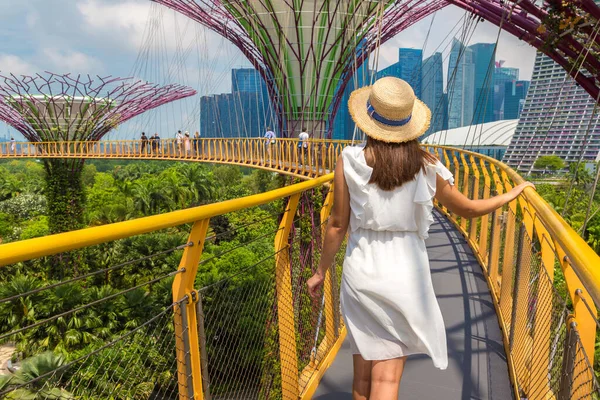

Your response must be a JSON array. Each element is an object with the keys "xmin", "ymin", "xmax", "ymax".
[
  {"xmin": 152, "ymin": 0, "xmax": 449, "ymax": 138},
  {"xmin": 0, "ymin": 72, "xmax": 196, "ymax": 237},
  {"xmin": 154, "ymin": 0, "xmax": 600, "ymax": 138}
]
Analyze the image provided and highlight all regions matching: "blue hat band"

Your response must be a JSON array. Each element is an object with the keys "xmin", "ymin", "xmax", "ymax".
[{"xmin": 367, "ymin": 100, "xmax": 412, "ymax": 127}]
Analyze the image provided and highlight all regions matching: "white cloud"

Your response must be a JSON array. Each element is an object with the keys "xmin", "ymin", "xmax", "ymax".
[
  {"xmin": 0, "ymin": 54, "xmax": 38, "ymax": 75},
  {"xmin": 77, "ymin": 0, "xmax": 150, "ymax": 50},
  {"xmin": 42, "ymin": 48, "xmax": 103, "ymax": 74}
]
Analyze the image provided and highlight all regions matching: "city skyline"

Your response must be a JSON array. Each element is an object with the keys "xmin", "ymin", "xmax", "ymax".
[{"xmin": 197, "ymin": 38, "xmax": 530, "ymax": 141}]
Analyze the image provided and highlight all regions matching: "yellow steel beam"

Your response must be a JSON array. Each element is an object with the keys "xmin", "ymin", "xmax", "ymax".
[
  {"xmin": 274, "ymin": 193, "xmax": 301, "ymax": 399},
  {"xmin": 0, "ymin": 173, "xmax": 333, "ymax": 267},
  {"xmin": 320, "ymin": 185, "xmax": 336, "ymax": 347},
  {"xmin": 173, "ymin": 220, "xmax": 210, "ymax": 400},
  {"xmin": 299, "ymin": 326, "xmax": 347, "ymax": 400}
]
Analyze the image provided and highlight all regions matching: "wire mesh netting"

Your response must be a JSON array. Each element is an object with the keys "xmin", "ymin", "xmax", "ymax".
[
  {"xmin": 0, "ymin": 300, "xmax": 186, "ymax": 399},
  {"xmin": 191, "ymin": 187, "xmax": 344, "ymax": 399},
  {"xmin": 0, "ymin": 233, "xmax": 192, "ymax": 400},
  {"xmin": 486, "ymin": 212, "xmax": 600, "ymax": 400},
  {"xmin": 427, "ymin": 146, "xmax": 600, "ymax": 400},
  {"xmin": 196, "ymin": 256, "xmax": 279, "ymax": 399}
]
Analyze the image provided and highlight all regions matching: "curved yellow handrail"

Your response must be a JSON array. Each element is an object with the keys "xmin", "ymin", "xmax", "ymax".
[
  {"xmin": 433, "ymin": 145, "xmax": 600, "ymax": 306},
  {"xmin": 0, "ymin": 139, "xmax": 353, "ymax": 178},
  {"xmin": 0, "ymin": 172, "xmax": 333, "ymax": 267}
]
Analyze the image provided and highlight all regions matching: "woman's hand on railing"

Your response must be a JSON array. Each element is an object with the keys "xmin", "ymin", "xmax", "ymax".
[
  {"xmin": 509, "ymin": 181, "xmax": 536, "ymax": 200},
  {"xmin": 307, "ymin": 271, "xmax": 325, "ymax": 299}
]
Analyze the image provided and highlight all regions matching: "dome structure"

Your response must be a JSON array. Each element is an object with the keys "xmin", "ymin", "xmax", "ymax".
[{"xmin": 422, "ymin": 119, "xmax": 518, "ymax": 160}]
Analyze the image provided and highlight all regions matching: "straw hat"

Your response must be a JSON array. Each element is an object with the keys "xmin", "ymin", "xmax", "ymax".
[{"xmin": 348, "ymin": 77, "xmax": 431, "ymax": 143}]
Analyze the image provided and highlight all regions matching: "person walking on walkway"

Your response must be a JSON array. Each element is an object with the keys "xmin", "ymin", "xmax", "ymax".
[
  {"xmin": 140, "ymin": 132, "xmax": 148, "ymax": 154},
  {"xmin": 10, "ymin": 137, "xmax": 15, "ymax": 154},
  {"xmin": 193, "ymin": 131, "xmax": 201, "ymax": 155},
  {"xmin": 307, "ymin": 77, "xmax": 534, "ymax": 400},
  {"xmin": 184, "ymin": 131, "xmax": 191, "ymax": 157},
  {"xmin": 151, "ymin": 133, "xmax": 161, "ymax": 154},
  {"xmin": 175, "ymin": 130, "xmax": 183, "ymax": 155},
  {"xmin": 298, "ymin": 127, "xmax": 310, "ymax": 166},
  {"xmin": 264, "ymin": 127, "xmax": 276, "ymax": 161}
]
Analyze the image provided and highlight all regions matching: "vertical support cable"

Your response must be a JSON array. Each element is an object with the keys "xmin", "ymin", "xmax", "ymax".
[{"xmin": 558, "ymin": 321, "xmax": 578, "ymax": 400}]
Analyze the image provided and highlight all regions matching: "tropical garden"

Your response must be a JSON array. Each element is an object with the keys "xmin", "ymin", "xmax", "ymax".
[{"xmin": 0, "ymin": 158, "xmax": 289, "ymax": 398}]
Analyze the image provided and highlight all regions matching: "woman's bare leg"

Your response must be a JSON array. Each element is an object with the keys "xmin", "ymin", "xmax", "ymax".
[
  {"xmin": 369, "ymin": 357, "xmax": 407, "ymax": 400},
  {"xmin": 353, "ymin": 354, "xmax": 372, "ymax": 400}
]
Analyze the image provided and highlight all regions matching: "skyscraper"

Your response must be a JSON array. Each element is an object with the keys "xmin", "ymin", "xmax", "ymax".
[
  {"xmin": 493, "ymin": 65, "xmax": 519, "ymax": 120},
  {"xmin": 231, "ymin": 68, "xmax": 275, "ymax": 126},
  {"xmin": 447, "ymin": 39, "xmax": 475, "ymax": 129},
  {"xmin": 399, "ymin": 48, "xmax": 423, "ymax": 98},
  {"xmin": 503, "ymin": 80, "xmax": 530, "ymax": 120},
  {"xmin": 376, "ymin": 62, "xmax": 401, "ymax": 80},
  {"xmin": 469, "ymin": 43, "xmax": 496, "ymax": 124},
  {"xmin": 200, "ymin": 68, "xmax": 277, "ymax": 138},
  {"xmin": 503, "ymin": 52, "xmax": 600, "ymax": 172},
  {"xmin": 421, "ymin": 52, "xmax": 444, "ymax": 138},
  {"xmin": 333, "ymin": 51, "xmax": 372, "ymax": 140}
]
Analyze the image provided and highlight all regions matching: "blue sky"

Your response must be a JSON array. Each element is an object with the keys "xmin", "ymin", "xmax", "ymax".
[{"xmin": 0, "ymin": 0, "xmax": 537, "ymax": 140}]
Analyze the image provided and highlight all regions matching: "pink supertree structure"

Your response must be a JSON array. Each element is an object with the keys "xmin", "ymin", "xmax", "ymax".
[
  {"xmin": 0, "ymin": 72, "xmax": 196, "ymax": 142},
  {"xmin": 153, "ymin": 0, "xmax": 600, "ymax": 138},
  {"xmin": 0, "ymin": 72, "xmax": 196, "ymax": 242}
]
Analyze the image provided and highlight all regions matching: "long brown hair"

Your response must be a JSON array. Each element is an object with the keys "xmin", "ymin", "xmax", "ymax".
[{"xmin": 365, "ymin": 137, "xmax": 437, "ymax": 191}]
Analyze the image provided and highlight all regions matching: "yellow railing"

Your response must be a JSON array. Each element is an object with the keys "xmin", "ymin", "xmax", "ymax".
[
  {"xmin": 425, "ymin": 145, "xmax": 600, "ymax": 400},
  {"xmin": 0, "ymin": 139, "xmax": 351, "ymax": 178},
  {"xmin": 1, "ymin": 139, "xmax": 599, "ymax": 399},
  {"xmin": 0, "ymin": 171, "xmax": 343, "ymax": 399}
]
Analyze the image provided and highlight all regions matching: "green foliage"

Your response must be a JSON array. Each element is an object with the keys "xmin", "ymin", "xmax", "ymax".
[
  {"xmin": 0, "ymin": 193, "xmax": 47, "ymax": 220},
  {"xmin": 20, "ymin": 216, "xmax": 50, "ymax": 240},
  {"xmin": 0, "ymin": 160, "xmax": 290, "ymax": 398},
  {"xmin": 1, "ymin": 352, "xmax": 74, "ymax": 399},
  {"xmin": 533, "ymin": 155, "xmax": 565, "ymax": 171},
  {"xmin": 0, "ymin": 212, "xmax": 14, "ymax": 241},
  {"xmin": 44, "ymin": 159, "xmax": 86, "ymax": 234}
]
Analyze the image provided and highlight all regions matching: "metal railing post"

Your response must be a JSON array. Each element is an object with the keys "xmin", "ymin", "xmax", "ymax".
[
  {"xmin": 196, "ymin": 293, "xmax": 212, "ymax": 400},
  {"xmin": 173, "ymin": 219, "xmax": 210, "ymax": 400},
  {"xmin": 180, "ymin": 297, "xmax": 196, "ymax": 400},
  {"xmin": 509, "ymin": 223, "xmax": 525, "ymax": 351},
  {"xmin": 274, "ymin": 193, "xmax": 301, "ymax": 399},
  {"xmin": 558, "ymin": 321, "xmax": 578, "ymax": 400}
]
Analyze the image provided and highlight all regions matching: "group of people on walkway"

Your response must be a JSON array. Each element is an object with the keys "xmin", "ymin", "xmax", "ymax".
[{"xmin": 139, "ymin": 130, "xmax": 201, "ymax": 156}]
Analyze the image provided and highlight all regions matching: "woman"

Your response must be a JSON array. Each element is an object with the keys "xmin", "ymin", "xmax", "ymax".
[
  {"xmin": 307, "ymin": 77, "xmax": 533, "ymax": 399},
  {"xmin": 184, "ymin": 131, "xmax": 191, "ymax": 157}
]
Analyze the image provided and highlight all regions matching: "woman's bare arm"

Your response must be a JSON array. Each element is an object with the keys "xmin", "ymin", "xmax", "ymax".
[
  {"xmin": 307, "ymin": 157, "xmax": 350, "ymax": 297},
  {"xmin": 435, "ymin": 174, "xmax": 534, "ymax": 219}
]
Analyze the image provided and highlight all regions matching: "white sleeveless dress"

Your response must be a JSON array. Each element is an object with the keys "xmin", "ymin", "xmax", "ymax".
[{"xmin": 340, "ymin": 144, "xmax": 454, "ymax": 370}]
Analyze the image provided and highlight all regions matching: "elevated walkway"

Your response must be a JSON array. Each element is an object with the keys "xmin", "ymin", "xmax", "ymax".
[
  {"xmin": 0, "ymin": 141, "xmax": 598, "ymax": 400},
  {"xmin": 314, "ymin": 211, "xmax": 512, "ymax": 399}
]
